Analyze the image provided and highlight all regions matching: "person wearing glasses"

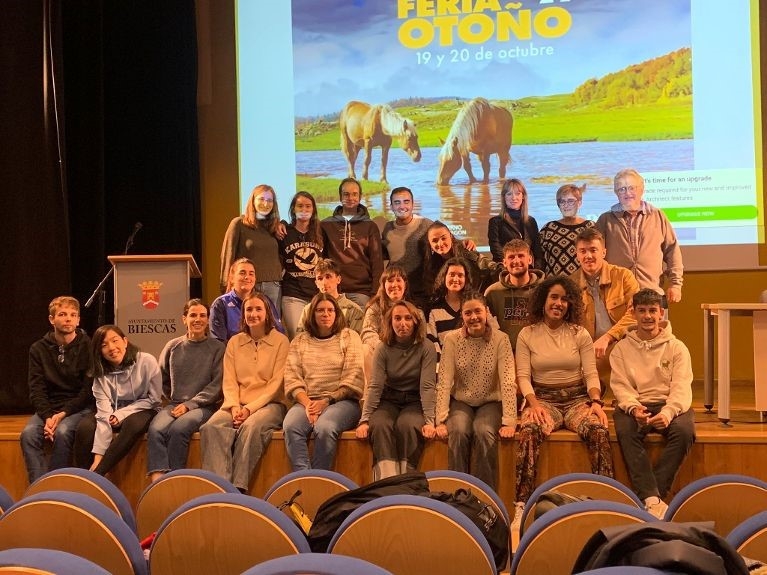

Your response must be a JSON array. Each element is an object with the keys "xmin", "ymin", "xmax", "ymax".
[
  {"xmin": 21, "ymin": 296, "xmax": 94, "ymax": 484},
  {"xmin": 539, "ymin": 183, "xmax": 595, "ymax": 276},
  {"xmin": 596, "ymin": 168, "xmax": 683, "ymax": 306}
]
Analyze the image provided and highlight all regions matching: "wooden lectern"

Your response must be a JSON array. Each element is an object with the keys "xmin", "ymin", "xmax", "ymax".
[{"xmin": 108, "ymin": 254, "xmax": 201, "ymax": 358}]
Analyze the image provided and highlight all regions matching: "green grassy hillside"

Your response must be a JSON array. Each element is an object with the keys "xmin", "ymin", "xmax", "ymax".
[{"xmin": 295, "ymin": 48, "xmax": 693, "ymax": 151}]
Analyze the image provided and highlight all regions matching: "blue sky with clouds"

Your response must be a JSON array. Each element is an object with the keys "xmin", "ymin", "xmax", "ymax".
[{"xmin": 291, "ymin": 0, "xmax": 691, "ymax": 117}]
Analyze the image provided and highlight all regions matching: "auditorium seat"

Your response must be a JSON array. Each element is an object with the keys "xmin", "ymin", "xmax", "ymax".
[
  {"xmin": 0, "ymin": 491, "xmax": 147, "ymax": 575},
  {"xmin": 327, "ymin": 494, "xmax": 497, "ymax": 575},
  {"xmin": 240, "ymin": 552, "xmax": 394, "ymax": 575},
  {"xmin": 0, "ymin": 548, "xmax": 112, "ymax": 575},
  {"xmin": 665, "ymin": 474, "xmax": 767, "ymax": 536},
  {"xmin": 0, "ymin": 485, "xmax": 13, "ymax": 516},
  {"xmin": 520, "ymin": 472, "xmax": 643, "ymax": 536},
  {"xmin": 727, "ymin": 510, "xmax": 767, "ymax": 563},
  {"xmin": 576, "ymin": 568, "xmax": 674, "ymax": 575},
  {"xmin": 24, "ymin": 467, "xmax": 136, "ymax": 533},
  {"xmin": 135, "ymin": 468, "xmax": 239, "ymax": 539},
  {"xmin": 512, "ymin": 500, "xmax": 653, "ymax": 575},
  {"xmin": 149, "ymin": 492, "xmax": 310, "ymax": 575},
  {"xmin": 425, "ymin": 469, "xmax": 510, "ymax": 525},
  {"xmin": 264, "ymin": 469, "xmax": 358, "ymax": 523}
]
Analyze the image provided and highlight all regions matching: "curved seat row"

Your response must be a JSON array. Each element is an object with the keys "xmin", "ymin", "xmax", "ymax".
[{"xmin": 2, "ymin": 469, "xmax": 767, "ymax": 574}]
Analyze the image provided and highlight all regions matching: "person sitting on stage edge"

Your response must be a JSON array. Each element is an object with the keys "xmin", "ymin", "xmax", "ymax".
[
  {"xmin": 514, "ymin": 275, "xmax": 613, "ymax": 524},
  {"xmin": 147, "ymin": 299, "xmax": 224, "ymax": 482},
  {"xmin": 435, "ymin": 292, "xmax": 516, "ymax": 490},
  {"xmin": 283, "ymin": 293, "xmax": 364, "ymax": 471},
  {"xmin": 356, "ymin": 300, "xmax": 437, "ymax": 480},
  {"xmin": 74, "ymin": 325, "xmax": 161, "ymax": 476},
  {"xmin": 609, "ymin": 288, "xmax": 695, "ymax": 520},
  {"xmin": 201, "ymin": 292, "xmax": 289, "ymax": 492},
  {"xmin": 21, "ymin": 296, "xmax": 94, "ymax": 484}
]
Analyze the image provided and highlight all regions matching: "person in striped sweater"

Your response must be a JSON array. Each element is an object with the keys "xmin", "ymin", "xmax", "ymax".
[{"xmin": 283, "ymin": 293, "xmax": 364, "ymax": 470}]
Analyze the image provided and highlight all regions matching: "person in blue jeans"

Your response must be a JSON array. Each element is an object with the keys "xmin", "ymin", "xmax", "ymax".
[
  {"xmin": 147, "ymin": 299, "xmax": 225, "ymax": 482},
  {"xmin": 21, "ymin": 296, "xmax": 94, "ymax": 484},
  {"xmin": 283, "ymin": 293, "xmax": 364, "ymax": 470}
]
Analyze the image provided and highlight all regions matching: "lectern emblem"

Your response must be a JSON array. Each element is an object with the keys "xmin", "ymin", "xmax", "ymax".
[{"xmin": 138, "ymin": 281, "xmax": 163, "ymax": 310}]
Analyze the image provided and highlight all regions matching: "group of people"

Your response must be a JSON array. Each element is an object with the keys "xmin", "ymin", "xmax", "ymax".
[{"xmin": 21, "ymin": 168, "xmax": 694, "ymax": 523}]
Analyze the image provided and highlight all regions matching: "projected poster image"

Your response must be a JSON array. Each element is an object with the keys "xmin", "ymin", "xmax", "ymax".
[
  {"xmin": 290, "ymin": 1, "xmax": 710, "ymax": 247},
  {"xmin": 236, "ymin": 1, "xmax": 762, "ymax": 260}
]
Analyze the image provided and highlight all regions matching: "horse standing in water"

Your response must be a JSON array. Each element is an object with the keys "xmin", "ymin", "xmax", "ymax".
[
  {"xmin": 436, "ymin": 97, "xmax": 513, "ymax": 185},
  {"xmin": 340, "ymin": 101, "xmax": 422, "ymax": 183}
]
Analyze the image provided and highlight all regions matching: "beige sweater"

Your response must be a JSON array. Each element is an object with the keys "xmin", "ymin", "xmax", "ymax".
[
  {"xmin": 515, "ymin": 322, "xmax": 600, "ymax": 398},
  {"xmin": 436, "ymin": 327, "xmax": 517, "ymax": 427},
  {"xmin": 221, "ymin": 329, "xmax": 289, "ymax": 413}
]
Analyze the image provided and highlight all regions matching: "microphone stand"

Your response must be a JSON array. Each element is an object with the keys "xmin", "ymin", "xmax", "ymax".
[{"xmin": 84, "ymin": 223, "xmax": 142, "ymax": 326}]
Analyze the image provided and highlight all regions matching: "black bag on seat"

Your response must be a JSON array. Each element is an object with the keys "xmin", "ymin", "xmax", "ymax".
[
  {"xmin": 533, "ymin": 490, "xmax": 591, "ymax": 520},
  {"xmin": 429, "ymin": 488, "xmax": 509, "ymax": 571},
  {"xmin": 306, "ymin": 471, "xmax": 431, "ymax": 552},
  {"xmin": 571, "ymin": 521, "xmax": 749, "ymax": 575}
]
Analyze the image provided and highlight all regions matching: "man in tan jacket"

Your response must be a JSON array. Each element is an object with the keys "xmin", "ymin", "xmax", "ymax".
[{"xmin": 570, "ymin": 227, "xmax": 639, "ymax": 388}]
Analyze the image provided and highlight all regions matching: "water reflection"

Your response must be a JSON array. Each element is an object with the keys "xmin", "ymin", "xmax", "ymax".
[{"xmin": 299, "ymin": 139, "xmax": 693, "ymax": 247}]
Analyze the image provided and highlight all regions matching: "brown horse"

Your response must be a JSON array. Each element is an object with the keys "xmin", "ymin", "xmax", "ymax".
[
  {"xmin": 340, "ymin": 101, "xmax": 422, "ymax": 183},
  {"xmin": 436, "ymin": 98, "xmax": 513, "ymax": 185}
]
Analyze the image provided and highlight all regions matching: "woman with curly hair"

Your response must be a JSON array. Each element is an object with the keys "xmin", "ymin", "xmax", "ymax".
[
  {"xmin": 512, "ymin": 275, "xmax": 613, "ymax": 523},
  {"xmin": 426, "ymin": 257, "xmax": 473, "ymax": 361},
  {"xmin": 423, "ymin": 221, "xmax": 498, "ymax": 299}
]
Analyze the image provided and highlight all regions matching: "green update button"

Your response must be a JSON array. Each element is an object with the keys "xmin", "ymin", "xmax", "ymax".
[{"xmin": 662, "ymin": 205, "xmax": 758, "ymax": 222}]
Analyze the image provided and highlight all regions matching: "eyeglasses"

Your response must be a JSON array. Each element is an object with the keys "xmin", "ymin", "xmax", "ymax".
[
  {"xmin": 557, "ymin": 199, "xmax": 578, "ymax": 207},
  {"xmin": 57, "ymin": 345, "xmax": 65, "ymax": 364},
  {"xmin": 616, "ymin": 185, "xmax": 640, "ymax": 195}
]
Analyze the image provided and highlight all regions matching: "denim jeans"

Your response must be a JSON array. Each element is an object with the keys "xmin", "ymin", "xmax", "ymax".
[
  {"xmin": 20, "ymin": 408, "xmax": 92, "ymax": 484},
  {"xmin": 283, "ymin": 400, "xmax": 360, "ymax": 471},
  {"xmin": 281, "ymin": 295, "xmax": 309, "ymax": 340},
  {"xmin": 257, "ymin": 281, "xmax": 282, "ymax": 318},
  {"xmin": 147, "ymin": 404, "xmax": 217, "ymax": 475},
  {"xmin": 200, "ymin": 403, "xmax": 285, "ymax": 490}
]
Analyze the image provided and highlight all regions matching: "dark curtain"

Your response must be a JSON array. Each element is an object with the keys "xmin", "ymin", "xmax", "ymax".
[{"xmin": 1, "ymin": 0, "xmax": 201, "ymax": 414}]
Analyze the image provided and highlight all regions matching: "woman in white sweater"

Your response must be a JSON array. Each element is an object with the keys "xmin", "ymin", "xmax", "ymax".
[
  {"xmin": 434, "ymin": 292, "xmax": 516, "ymax": 490},
  {"xmin": 283, "ymin": 293, "xmax": 364, "ymax": 470},
  {"xmin": 514, "ymin": 275, "xmax": 613, "ymax": 517}
]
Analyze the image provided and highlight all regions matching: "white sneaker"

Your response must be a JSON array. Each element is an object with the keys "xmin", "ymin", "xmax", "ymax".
[
  {"xmin": 511, "ymin": 502, "xmax": 525, "ymax": 530},
  {"xmin": 644, "ymin": 497, "xmax": 668, "ymax": 520}
]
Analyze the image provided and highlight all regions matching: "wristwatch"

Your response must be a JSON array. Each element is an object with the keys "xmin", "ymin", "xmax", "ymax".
[{"xmin": 587, "ymin": 398, "xmax": 605, "ymax": 407}]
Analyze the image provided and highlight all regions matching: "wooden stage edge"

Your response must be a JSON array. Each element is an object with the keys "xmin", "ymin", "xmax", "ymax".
[{"xmin": 2, "ymin": 389, "xmax": 766, "ymax": 514}]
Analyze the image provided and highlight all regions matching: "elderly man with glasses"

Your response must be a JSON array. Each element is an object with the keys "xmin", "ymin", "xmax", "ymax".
[{"xmin": 595, "ymin": 168, "xmax": 683, "ymax": 307}]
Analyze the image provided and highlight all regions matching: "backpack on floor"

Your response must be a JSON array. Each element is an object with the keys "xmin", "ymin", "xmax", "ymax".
[
  {"xmin": 429, "ymin": 488, "xmax": 509, "ymax": 571},
  {"xmin": 307, "ymin": 471, "xmax": 431, "ymax": 552}
]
